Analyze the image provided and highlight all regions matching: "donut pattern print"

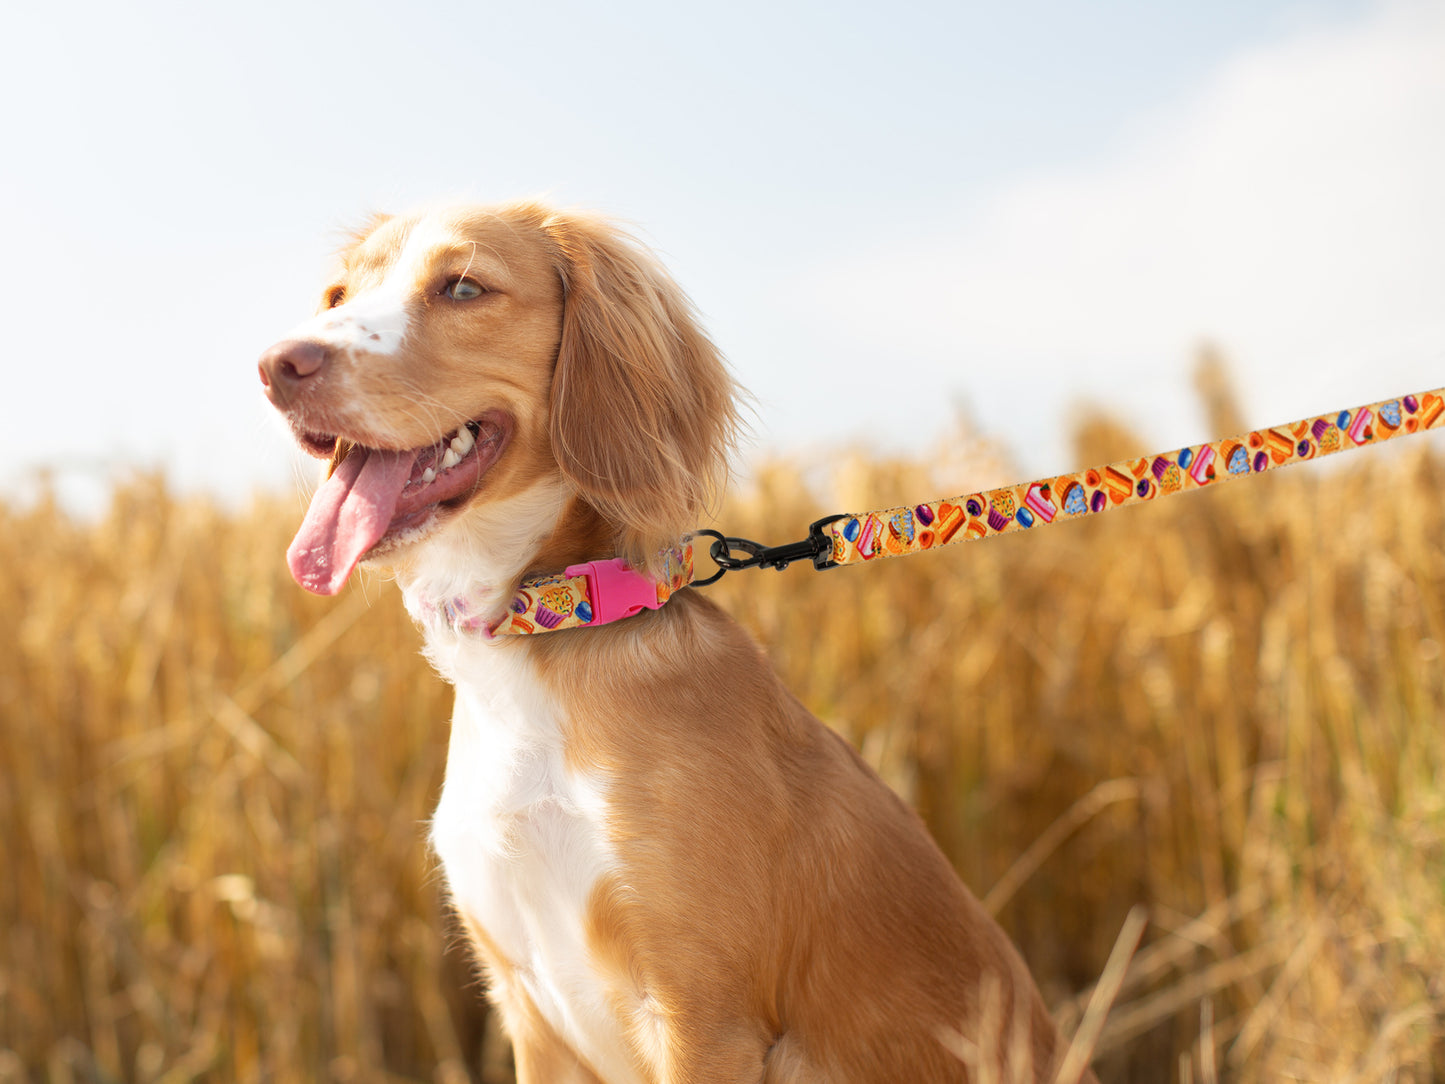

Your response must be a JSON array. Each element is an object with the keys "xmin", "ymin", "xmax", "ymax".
[
  {"xmin": 492, "ymin": 545, "xmax": 694, "ymax": 636},
  {"xmin": 823, "ymin": 390, "xmax": 1445, "ymax": 567}
]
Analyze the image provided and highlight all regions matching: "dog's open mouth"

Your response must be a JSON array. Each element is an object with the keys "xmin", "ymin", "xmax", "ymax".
[{"xmin": 286, "ymin": 412, "xmax": 511, "ymax": 595}]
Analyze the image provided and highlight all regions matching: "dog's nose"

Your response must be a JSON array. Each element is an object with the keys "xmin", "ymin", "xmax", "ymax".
[{"xmin": 259, "ymin": 339, "xmax": 331, "ymax": 407}]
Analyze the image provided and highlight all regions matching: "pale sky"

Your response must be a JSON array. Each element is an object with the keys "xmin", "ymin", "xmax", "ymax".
[{"xmin": 3, "ymin": 0, "xmax": 1441, "ymax": 511}]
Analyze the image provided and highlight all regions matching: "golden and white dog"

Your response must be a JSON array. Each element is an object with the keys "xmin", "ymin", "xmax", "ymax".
[{"xmin": 259, "ymin": 202, "xmax": 1090, "ymax": 1083}]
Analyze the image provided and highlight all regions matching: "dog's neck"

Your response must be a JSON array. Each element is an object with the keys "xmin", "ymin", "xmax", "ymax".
[{"xmin": 395, "ymin": 479, "xmax": 614, "ymax": 651}]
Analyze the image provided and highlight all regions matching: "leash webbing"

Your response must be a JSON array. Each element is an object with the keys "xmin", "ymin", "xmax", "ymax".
[
  {"xmin": 489, "ymin": 387, "xmax": 1442, "ymax": 636},
  {"xmin": 819, "ymin": 387, "xmax": 1442, "ymax": 568}
]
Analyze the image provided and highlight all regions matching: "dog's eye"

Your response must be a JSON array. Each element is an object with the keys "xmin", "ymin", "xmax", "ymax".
[
  {"xmin": 445, "ymin": 277, "xmax": 486, "ymax": 301},
  {"xmin": 325, "ymin": 286, "xmax": 346, "ymax": 309}
]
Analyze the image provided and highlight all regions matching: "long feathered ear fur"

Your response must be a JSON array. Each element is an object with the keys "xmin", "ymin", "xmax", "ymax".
[{"xmin": 543, "ymin": 212, "xmax": 742, "ymax": 571}]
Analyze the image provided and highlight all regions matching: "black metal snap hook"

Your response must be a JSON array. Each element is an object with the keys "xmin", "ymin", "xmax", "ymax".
[{"xmin": 690, "ymin": 515, "xmax": 848, "ymax": 587}]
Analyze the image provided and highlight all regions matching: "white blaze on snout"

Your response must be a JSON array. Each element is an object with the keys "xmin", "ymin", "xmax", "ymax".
[
  {"xmin": 285, "ymin": 288, "xmax": 410, "ymax": 355},
  {"xmin": 282, "ymin": 214, "xmax": 457, "ymax": 357}
]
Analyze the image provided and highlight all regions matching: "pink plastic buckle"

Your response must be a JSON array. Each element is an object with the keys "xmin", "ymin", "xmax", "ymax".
[{"xmin": 564, "ymin": 558, "xmax": 663, "ymax": 626}]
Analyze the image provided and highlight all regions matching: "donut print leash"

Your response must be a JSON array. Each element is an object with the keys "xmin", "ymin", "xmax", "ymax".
[
  {"xmin": 485, "ymin": 387, "xmax": 1443, "ymax": 636},
  {"xmin": 816, "ymin": 387, "xmax": 1444, "ymax": 569}
]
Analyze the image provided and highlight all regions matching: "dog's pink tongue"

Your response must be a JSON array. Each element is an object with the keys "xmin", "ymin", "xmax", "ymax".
[{"xmin": 287, "ymin": 447, "xmax": 416, "ymax": 595}]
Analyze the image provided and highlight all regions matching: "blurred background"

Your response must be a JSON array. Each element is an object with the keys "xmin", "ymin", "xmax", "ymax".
[{"xmin": 3, "ymin": 0, "xmax": 1444, "ymax": 1080}]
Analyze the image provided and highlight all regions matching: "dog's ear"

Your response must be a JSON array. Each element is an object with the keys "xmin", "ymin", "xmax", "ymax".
[{"xmin": 543, "ymin": 212, "xmax": 741, "ymax": 571}]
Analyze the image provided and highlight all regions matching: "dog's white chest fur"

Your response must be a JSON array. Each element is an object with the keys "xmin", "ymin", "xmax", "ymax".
[{"xmin": 429, "ymin": 644, "xmax": 641, "ymax": 1084}]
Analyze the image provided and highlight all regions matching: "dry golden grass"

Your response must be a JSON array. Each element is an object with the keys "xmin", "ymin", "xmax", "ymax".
[{"xmin": 3, "ymin": 416, "xmax": 1444, "ymax": 1081}]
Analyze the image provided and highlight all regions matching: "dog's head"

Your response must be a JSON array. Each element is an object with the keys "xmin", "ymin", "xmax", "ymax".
[{"xmin": 259, "ymin": 202, "xmax": 739, "ymax": 598}]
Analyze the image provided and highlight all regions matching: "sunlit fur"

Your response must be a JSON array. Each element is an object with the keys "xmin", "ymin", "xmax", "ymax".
[{"xmin": 268, "ymin": 201, "xmax": 1089, "ymax": 1082}]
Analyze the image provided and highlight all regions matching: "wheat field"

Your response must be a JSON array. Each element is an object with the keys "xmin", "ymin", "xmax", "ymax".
[{"xmin": 3, "ymin": 392, "xmax": 1444, "ymax": 1082}]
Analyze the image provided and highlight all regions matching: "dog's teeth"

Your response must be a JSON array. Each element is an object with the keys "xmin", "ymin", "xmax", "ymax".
[
  {"xmin": 451, "ymin": 429, "xmax": 475, "ymax": 456},
  {"xmin": 441, "ymin": 448, "xmax": 461, "ymax": 470},
  {"xmin": 422, "ymin": 467, "xmax": 436, "ymax": 483}
]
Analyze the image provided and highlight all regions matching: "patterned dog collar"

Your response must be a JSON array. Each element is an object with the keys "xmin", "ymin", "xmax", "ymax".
[{"xmin": 490, "ymin": 545, "xmax": 694, "ymax": 636}]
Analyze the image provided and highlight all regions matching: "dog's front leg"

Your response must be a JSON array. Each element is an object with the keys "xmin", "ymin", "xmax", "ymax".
[
  {"xmin": 455, "ymin": 913, "xmax": 604, "ymax": 1083},
  {"xmin": 493, "ymin": 987, "xmax": 605, "ymax": 1084},
  {"xmin": 511, "ymin": 1035, "xmax": 605, "ymax": 1084},
  {"xmin": 641, "ymin": 1016, "xmax": 779, "ymax": 1084}
]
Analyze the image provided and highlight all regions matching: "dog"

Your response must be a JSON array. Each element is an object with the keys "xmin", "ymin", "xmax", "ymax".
[{"xmin": 258, "ymin": 202, "xmax": 1093, "ymax": 1083}]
